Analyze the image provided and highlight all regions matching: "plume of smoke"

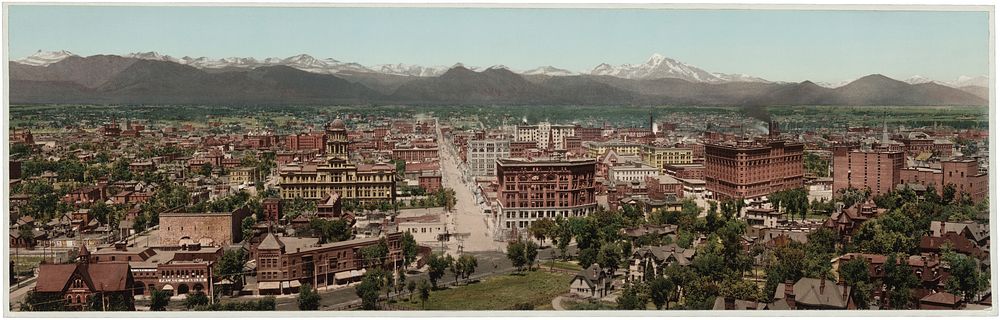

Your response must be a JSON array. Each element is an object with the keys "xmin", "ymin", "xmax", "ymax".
[{"xmin": 742, "ymin": 105, "xmax": 771, "ymax": 123}]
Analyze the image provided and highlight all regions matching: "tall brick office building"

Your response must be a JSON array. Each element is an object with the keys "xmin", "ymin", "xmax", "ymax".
[
  {"xmin": 704, "ymin": 122, "xmax": 804, "ymax": 201},
  {"xmin": 832, "ymin": 145, "xmax": 906, "ymax": 196},
  {"xmin": 495, "ymin": 158, "xmax": 597, "ymax": 235}
]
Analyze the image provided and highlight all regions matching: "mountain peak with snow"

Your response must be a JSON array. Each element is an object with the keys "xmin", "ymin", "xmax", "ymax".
[
  {"xmin": 590, "ymin": 53, "xmax": 768, "ymax": 83},
  {"xmin": 13, "ymin": 50, "xmax": 78, "ymax": 66},
  {"xmin": 521, "ymin": 66, "xmax": 577, "ymax": 76}
]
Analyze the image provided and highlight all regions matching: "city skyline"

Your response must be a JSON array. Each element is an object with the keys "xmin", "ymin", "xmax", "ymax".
[{"xmin": 7, "ymin": 6, "xmax": 991, "ymax": 83}]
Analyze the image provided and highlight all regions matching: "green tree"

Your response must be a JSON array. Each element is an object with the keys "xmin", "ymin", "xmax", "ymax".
[
  {"xmin": 150, "ymin": 289, "xmax": 170, "ymax": 311},
  {"xmin": 19, "ymin": 291, "xmax": 68, "ymax": 311},
  {"xmin": 241, "ymin": 216, "xmax": 255, "ymax": 243},
  {"xmin": 418, "ymin": 279, "xmax": 431, "ymax": 308},
  {"xmin": 401, "ymin": 231, "xmax": 419, "ymax": 267},
  {"xmin": 88, "ymin": 291, "xmax": 134, "ymax": 311},
  {"xmin": 215, "ymin": 249, "xmax": 248, "ymax": 288},
  {"xmin": 597, "ymin": 242, "xmax": 623, "ymax": 275},
  {"xmin": 577, "ymin": 247, "xmax": 598, "ymax": 269},
  {"xmin": 297, "ymin": 283, "xmax": 321, "ymax": 310},
  {"xmin": 506, "ymin": 241, "xmax": 528, "ymax": 272},
  {"xmin": 839, "ymin": 258, "xmax": 873, "ymax": 309},
  {"xmin": 524, "ymin": 240, "xmax": 539, "ymax": 270},
  {"xmin": 616, "ymin": 283, "xmax": 647, "ymax": 310},
  {"xmin": 529, "ymin": 218, "xmax": 556, "ymax": 245},
  {"xmin": 458, "ymin": 254, "xmax": 478, "ymax": 281},
  {"xmin": 383, "ymin": 270, "xmax": 395, "ymax": 301},
  {"xmin": 309, "ymin": 218, "xmax": 352, "ymax": 244},
  {"xmin": 360, "ymin": 238, "xmax": 390, "ymax": 268},
  {"xmin": 355, "ymin": 271, "xmax": 384, "ymax": 310},
  {"xmin": 198, "ymin": 163, "xmax": 213, "ymax": 177},
  {"xmin": 406, "ymin": 279, "xmax": 417, "ymax": 301},
  {"xmin": 184, "ymin": 291, "xmax": 210, "ymax": 310},
  {"xmin": 648, "ymin": 276, "xmax": 675, "ymax": 309},
  {"xmin": 394, "ymin": 271, "xmax": 406, "ymax": 296},
  {"xmin": 943, "ymin": 250, "xmax": 989, "ymax": 303},
  {"xmin": 18, "ymin": 224, "xmax": 35, "ymax": 248},
  {"xmin": 882, "ymin": 254, "xmax": 919, "ymax": 309},
  {"xmin": 427, "ymin": 253, "xmax": 451, "ymax": 289}
]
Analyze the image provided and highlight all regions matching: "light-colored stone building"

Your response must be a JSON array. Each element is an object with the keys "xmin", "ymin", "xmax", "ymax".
[{"xmin": 467, "ymin": 139, "xmax": 510, "ymax": 177}]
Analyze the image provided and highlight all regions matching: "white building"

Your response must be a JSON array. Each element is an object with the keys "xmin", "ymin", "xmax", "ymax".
[
  {"xmin": 467, "ymin": 139, "xmax": 510, "ymax": 177},
  {"xmin": 515, "ymin": 122, "xmax": 575, "ymax": 150},
  {"xmin": 608, "ymin": 162, "xmax": 660, "ymax": 182}
]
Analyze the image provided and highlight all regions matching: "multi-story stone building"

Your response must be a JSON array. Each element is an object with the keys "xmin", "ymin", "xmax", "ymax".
[
  {"xmin": 252, "ymin": 232, "xmax": 403, "ymax": 295},
  {"xmin": 467, "ymin": 139, "xmax": 511, "ymax": 177},
  {"xmin": 608, "ymin": 162, "xmax": 660, "ymax": 182},
  {"xmin": 901, "ymin": 158, "xmax": 988, "ymax": 202},
  {"xmin": 832, "ymin": 145, "xmax": 905, "ymax": 196},
  {"xmin": 392, "ymin": 145, "xmax": 439, "ymax": 163},
  {"xmin": 159, "ymin": 208, "xmax": 251, "ymax": 247},
  {"xmin": 495, "ymin": 158, "xmax": 597, "ymax": 234},
  {"xmin": 90, "ymin": 242, "xmax": 221, "ymax": 297},
  {"xmin": 278, "ymin": 119, "xmax": 396, "ymax": 204},
  {"xmin": 640, "ymin": 144, "xmax": 694, "ymax": 173},
  {"xmin": 278, "ymin": 159, "xmax": 396, "ymax": 204},
  {"xmin": 584, "ymin": 141, "xmax": 642, "ymax": 158},
  {"xmin": 704, "ymin": 135, "xmax": 804, "ymax": 201},
  {"xmin": 285, "ymin": 132, "xmax": 327, "ymax": 151},
  {"xmin": 516, "ymin": 122, "xmax": 575, "ymax": 150}
]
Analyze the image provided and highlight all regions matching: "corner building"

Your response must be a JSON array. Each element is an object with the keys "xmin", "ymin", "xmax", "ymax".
[
  {"xmin": 495, "ymin": 158, "xmax": 597, "ymax": 234},
  {"xmin": 704, "ymin": 139, "xmax": 804, "ymax": 201}
]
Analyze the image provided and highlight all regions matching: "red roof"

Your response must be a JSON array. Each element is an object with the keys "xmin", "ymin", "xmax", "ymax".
[{"xmin": 35, "ymin": 262, "xmax": 133, "ymax": 293}]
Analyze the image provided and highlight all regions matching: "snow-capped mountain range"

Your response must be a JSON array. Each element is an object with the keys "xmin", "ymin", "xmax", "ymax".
[
  {"xmin": 11, "ymin": 50, "xmax": 988, "ymax": 87},
  {"xmin": 818, "ymin": 74, "xmax": 989, "ymax": 89},
  {"xmin": 589, "ymin": 53, "xmax": 769, "ymax": 83}
]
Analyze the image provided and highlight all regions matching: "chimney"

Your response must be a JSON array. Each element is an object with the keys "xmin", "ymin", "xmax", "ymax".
[
  {"xmin": 784, "ymin": 279, "xmax": 796, "ymax": 309},
  {"xmin": 939, "ymin": 221, "xmax": 946, "ymax": 236},
  {"xmin": 842, "ymin": 282, "xmax": 850, "ymax": 305},
  {"xmin": 725, "ymin": 296, "xmax": 736, "ymax": 310},
  {"xmin": 819, "ymin": 277, "xmax": 826, "ymax": 294}
]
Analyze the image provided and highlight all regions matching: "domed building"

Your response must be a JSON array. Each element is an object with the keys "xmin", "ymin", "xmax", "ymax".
[
  {"xmin": 277, "ymin": 117, "xmax": 397, "ymax": 205},
  {"xmin": 325, "ymin": 118, "xmax": 348, "ymax": 158}
]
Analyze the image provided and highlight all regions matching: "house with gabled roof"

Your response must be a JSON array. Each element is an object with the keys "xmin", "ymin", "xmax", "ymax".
[
  {"xmin": 569, "ymin": 263, "xmax": 612, "ymax": 299},
  {"xmin": 33, "ymin": 245, "xmax": 135, "ymax": 311}
]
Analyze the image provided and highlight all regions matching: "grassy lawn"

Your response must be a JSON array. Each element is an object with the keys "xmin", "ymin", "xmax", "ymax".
[
  {"xmin": 546, "ymin": 260, "xmax": 583, "ymax": 272},
  {"xmin": 407, "ymin": 271, "xmax": 572, "ymax": 310},
  {"xmin": 11, "ymin": 255, "xmax": 44, "ymax": 276}
]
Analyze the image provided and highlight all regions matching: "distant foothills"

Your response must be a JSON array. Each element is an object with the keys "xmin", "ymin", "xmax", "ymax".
[{"xmin": 8, "ymin": 50, "xmax": 989, "ymax": 106}]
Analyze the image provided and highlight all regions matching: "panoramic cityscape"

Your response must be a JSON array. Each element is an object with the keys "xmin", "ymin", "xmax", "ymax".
[{"xmin": 4, "ymin": 5, "xmax": 995, "ymax": 315}]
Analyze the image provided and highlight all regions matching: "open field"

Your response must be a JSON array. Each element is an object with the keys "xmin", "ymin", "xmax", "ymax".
[{"xmin": 402, "ymin": 271, "xmax": 573, "ymax": 310}]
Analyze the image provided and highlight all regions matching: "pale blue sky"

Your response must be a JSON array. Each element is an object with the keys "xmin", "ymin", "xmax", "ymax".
[{"xmin": 6, "ymin": 6, "xmax": 991, "ymax": 83}]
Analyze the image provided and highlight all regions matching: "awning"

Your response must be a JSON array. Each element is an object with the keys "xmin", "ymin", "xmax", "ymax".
[
  {"xmin": 288, "ymin": 280, "xmax": 301, "ymax": 288},
  {"xmin": 258, "ymin": 281, "xmax": 280, "ymax": 290},
  {"xmin": 161, "ymin": 284, "xmax": 174, "ymax": 291},
  {"xmin": 334, "ymin": 271, "xmax": 353, "ymax": 280},
  {"xmin": 352, "ymin": 269, "xmax": 367, "ymax": 278}
]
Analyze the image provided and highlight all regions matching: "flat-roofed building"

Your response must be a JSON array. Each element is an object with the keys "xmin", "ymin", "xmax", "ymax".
[
  {"xmin": 495, "ymin": 158, "xmax": 597, "ymax": 235},
  {"xmin": 640, "ymin": 144, "xmax": 694, "ymax": 173},
  {"xmin": 251, "ymin": 232, "xmax": 404, "ymax": 295},
  {"xmin": 516, "ymin": 122, "xmax": 575, "ymax": 150},
  {"xmin": 468, "ymin": 139, "xmax": 510, "ymax": 177},
  {"xmin": 704, "ymin": 138, "xmax": 804, "ymax": 201},
  {"xmin": 832, "ymin": 145, "xmax": 905, "ymax": 197}
]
